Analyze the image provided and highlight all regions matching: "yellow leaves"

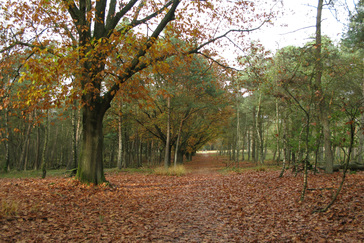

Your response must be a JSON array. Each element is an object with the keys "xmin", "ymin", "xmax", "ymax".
[{"xmin": 18, "ymin": 72, "xmax": 27, "ymax": 83}]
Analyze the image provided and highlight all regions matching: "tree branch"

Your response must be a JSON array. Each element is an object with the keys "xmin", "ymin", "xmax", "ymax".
[
  {"xmin": 189, "ymin": 20, "xmax": 270, "ymax": 54},
  {"xmin": 105, "ymin": 0, "xmax": 139, "ymax": 34},
  {"xmin": 102, "ymin": 0, "xmax": 180, "ymax": 107}
]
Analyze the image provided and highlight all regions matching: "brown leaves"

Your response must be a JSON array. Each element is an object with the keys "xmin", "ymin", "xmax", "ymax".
[{"xmin": 0, "ymin": 155, "xmax": 363, "ymax": 242}]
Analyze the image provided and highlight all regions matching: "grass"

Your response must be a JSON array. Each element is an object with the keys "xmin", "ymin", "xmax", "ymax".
[
  {"xmin": 220, "ymin": 164, "xmax": 281, "ymax": 174},
  {"xmin": 0, "ymin": 165, "xmax": 185, "ymax": 179},
  {"xmin": 0, "ymin": 169, "xmax": 67, "ymax": 179},
  {"xmin": 153, "ymin": 165, "xmax": 187, "ymax": 176},
  {"xmin": 115, "ymin": 167, "xmax": 153, "ymax": 174},
  {"xmin": 1, "ymin": 200, "xmax": 18, "ymax": 216}
]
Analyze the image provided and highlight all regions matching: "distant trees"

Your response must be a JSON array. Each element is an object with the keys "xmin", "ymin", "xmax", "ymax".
[{"xmin": 215, "ymin": 33, "xmax": 363, "ymax": 173}]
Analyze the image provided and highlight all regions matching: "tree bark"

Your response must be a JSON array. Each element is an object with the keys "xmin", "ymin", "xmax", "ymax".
[
  {"xmin": 316, "ymin": 0, "xmax": 334, "ymax": 173},
  {"xmin": 275, "ymin": 99, "xmax": 281, "ymax": 163},
  {"xmin": 117, "ymin": 100, "xmax": 123, "ymax": 169},
  {"xmin": 70, "ymin": 102, "xmax": 79, "ymax": 175},
  {"xmin": 358, "ymin": 80, "xmax": 364, "ymax": 163},
  {"xmin": 256, "ymin": 92, "xmax": 264, "ymax": 165},
  {"xmin": 236, "ymin": 92, "xmax": 240, "ymax": 165},
  {"xmin": 34, "ymin": 118, "xmax": 41, "ymax": 171},
  {"xmin": 252, "ymin": 108, "xmax": 256, "ymax": 163},
  {"xmin": 19, "ymin": 118, "xmax": 32, "ymax": 171},
  {"xmin": 164, "ymin": 96, "xmax": 171, "ymax": 168},
  {"xmin": 279, "ymin": 116, "xmax": 288, "ymax": 178},
  {"xmin": 41, "ymin": 111, "xmax": 49, "ymax": 179},
  {"xmin": 4, "ymin": 107, "xmax": 10, "ymax": 172},
  {"xmin": 76, "ymin": 105, "xmax": 107, "ymax": 184},
  {"xmin": 174, "ymin": 118, "xmax": 184, "ymax": 167}
]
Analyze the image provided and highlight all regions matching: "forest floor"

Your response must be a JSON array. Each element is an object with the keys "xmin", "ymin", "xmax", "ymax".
[{"xmin": 0, "ymin": 154, "xmax": 363, "ymax": 242}]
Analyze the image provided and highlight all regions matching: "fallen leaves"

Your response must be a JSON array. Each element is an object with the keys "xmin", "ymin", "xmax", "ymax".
[{"xmin": 0, "ymin": 155, "xmax": 363, "ymax": 242}]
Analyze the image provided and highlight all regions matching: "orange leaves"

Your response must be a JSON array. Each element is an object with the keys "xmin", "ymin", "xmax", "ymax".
[{"xmin": 0, "ymin": 155, "xmax": 363, "ymax": 241}]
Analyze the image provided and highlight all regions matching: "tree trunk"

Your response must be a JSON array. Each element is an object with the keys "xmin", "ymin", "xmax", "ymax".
[
  {"xmin": 19, "ymin": 119, "xmax": 32, "ymax": 171},
  {"xmin": 137, "ymin": 135, "xmax": 142, "ymax": 167},
  {"xmin": 275, "ymin": 99, "xmax": 281, "ymax": 162},
  {"xmin": 49, "ymin": 125, "xmax": 58, "ymax": 168},
  {"xmin": 236, "ymin": 93, "xmax": 240, "ymax": 165},
  {"xmin": 117, "ymin": 101, "xmax": 123, "ymax": 169},
  {"xmin": 359, "ymin": 80, "xmax": 364, "ymax": 164},
  {"xmin": 41, "ymin": 111, "xmax": 49, "ymax": 179},
  {"xmin": 252, "ymin": 108, "xmax": 256, "ymax": 163},
  {"xmin": 34, "ymin": 120, "xmax": 41, "ymax": 171},
  {"xmin": 256, "ymin": 93, "xmax": 264, "ymax": 165},
  {"xmin": 279, "ymin": 116, "xmax": 288, "ymax": 178},
  {"xmin": 241, "ymin": 113, "xmax": 247, "ymax": 161},
  {"xmin": 70, "ymin": 102, "xmax": 79, "ymax": 175},
  {"xmin": 4, "ymin": 107, "xmax": 10, "ymax": 172},
  {"xmin": 76, "ymin": 106, "xmax": 107, "ymax": 184},
  {"xmin": 164, "ymin": 96, "xmax": 171, "ymax": 168},
  {"xmin": 247, "ymin": 129, "xmax": 251, "ymax": 161},
  {"xmin": 316, "ymin": 0, "xmax": 334, "ymax": 173},
  {"xmin": 174, "ymin": 118, "xmax": 184, "ymax": 167}
]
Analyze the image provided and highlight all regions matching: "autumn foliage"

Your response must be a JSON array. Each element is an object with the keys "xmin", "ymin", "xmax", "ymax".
[{"xmin": 1, "ymin": 154, "xmax": 363, "ymax": 242}]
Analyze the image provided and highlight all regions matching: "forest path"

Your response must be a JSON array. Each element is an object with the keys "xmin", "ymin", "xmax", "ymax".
[
  {"xmin": 148, "ymin": 153, "xmax": 242, "ymax": 242},
  {"xmin": 1, "ymin": 154, "xmax": 362, "ymax": 242},
  {"xmin": 183, "ymin": 152, "xmax": 227, "ymax": 174}
]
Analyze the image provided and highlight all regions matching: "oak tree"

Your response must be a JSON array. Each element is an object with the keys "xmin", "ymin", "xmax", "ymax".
[{"xmin": 0, "ymin": 0, "xmax": 273, "ymax": 184}]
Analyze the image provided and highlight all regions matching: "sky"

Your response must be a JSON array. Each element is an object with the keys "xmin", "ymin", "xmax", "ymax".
[{"xmin": 251, "ymin": 0, "xmax": 355, "ymax": 52}]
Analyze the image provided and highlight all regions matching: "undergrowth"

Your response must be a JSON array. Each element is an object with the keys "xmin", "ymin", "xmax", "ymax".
[
  {"xmin": 0, "ymin": 169, "xmax": 66, "ymax": 179},
  {"xmin": 153, "ymin": 165, "xmax": 187, "ymax": 176},
  {"xmin": 221, "ymin": 165, "xmax": 281, "ymax": 174},
  {"xmin": 0, "ymin": 200, "xmax": 18, "ymax": 216}
]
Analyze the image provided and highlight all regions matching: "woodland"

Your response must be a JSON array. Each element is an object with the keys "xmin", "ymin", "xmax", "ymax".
[{"xmin": 0, "ymin": 0, "xmax": 363, "ymax": 241}]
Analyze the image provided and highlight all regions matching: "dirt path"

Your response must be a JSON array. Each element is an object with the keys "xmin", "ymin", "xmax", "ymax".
[
  {"xmin": 183, "ymin": 153, "xmax": 227, "ymax": 174},
  {"xmin": 1, "ymin": 154, "xmax": 363, "ymax": 242},
  {"xmin": 148, "ymin": 154, "xmax": 240, "ymax": 242}
]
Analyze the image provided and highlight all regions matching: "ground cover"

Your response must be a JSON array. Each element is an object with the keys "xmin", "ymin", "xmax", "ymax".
[{"xmin": 1, "ymin": 154, "xmax": 363, "ymax": 242}]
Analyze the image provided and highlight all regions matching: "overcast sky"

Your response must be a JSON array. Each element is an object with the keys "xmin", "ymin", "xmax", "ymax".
[{"xmin": 252, "ymin": 0, "xmax": 355, "ymax": 51}]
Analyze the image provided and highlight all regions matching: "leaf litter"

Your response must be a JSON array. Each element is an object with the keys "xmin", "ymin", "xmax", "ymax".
[{"xmin": 0, "ymin": 154, "xmax": 363, "ymax": 242}]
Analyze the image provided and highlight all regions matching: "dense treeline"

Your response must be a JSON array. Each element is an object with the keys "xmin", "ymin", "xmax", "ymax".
[
  {"xmin": 0, "ymin": 54, "xmax": 232, "ymax": 172},
  {"xmin": 217, "ymin": 0, "xmax": 364, "ymax": 172},
  {"xmin": 0, "ymin": 0, "xmax": 363, "ymax": 176},
  {"xmin": 218, "ymin": 38, "xmax": 363, "ymax": 170}
]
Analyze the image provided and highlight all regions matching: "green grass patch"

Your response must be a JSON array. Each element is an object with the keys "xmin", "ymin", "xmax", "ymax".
[
  {"xmin": 113, "ymin": 167, "xmax": 153, "ymax": 174},
  {"xmin": 153, "ymin": 165, "xmax": 187, "ymax": 176},
  {"xmin": 0, "ymin": 169, "xmax": 67, "ymax": 179},
  {"xmin": 220, "ymin": 165, "xmax": 281, "ymax": 174}
]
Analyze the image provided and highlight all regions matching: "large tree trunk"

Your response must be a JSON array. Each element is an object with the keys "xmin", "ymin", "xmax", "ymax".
[{"xmin": 76, "ymin": 106, "xmax": 107, "ymax": 184}]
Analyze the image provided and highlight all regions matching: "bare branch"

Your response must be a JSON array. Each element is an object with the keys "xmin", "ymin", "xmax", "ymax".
[{"xmin": 189, "ymin": 20, "xmax": 270, "ymax": 53}]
